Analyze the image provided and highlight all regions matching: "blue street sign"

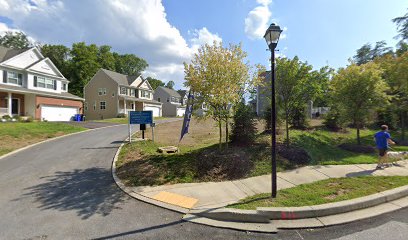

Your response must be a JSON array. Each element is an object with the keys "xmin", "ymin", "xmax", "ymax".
[{"xmin": 129, "ymin": 111, "xmax": 153, "ymax": 124}]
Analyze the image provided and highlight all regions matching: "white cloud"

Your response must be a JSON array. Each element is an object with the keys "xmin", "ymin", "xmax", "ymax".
[
  {"xmin": 244, "ymin": 0, "xmax": 272, "ymax": 39},
  {"xmin": 0, "ymin": 0, "xmax": 221, "ymax": 89},
  {"xmin": 190, "ymin": 27, "xmax": 222, "ymax": 53}
]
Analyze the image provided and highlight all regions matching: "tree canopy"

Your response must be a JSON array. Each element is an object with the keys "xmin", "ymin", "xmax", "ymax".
[
  {"xmin": 184, "ymin": 42, "xmax": 253, "ymax": 148},
  {"xmin": 0, "ymin": 31, "xmax": 31, "ymax": 49},
  {"xmin": 330, "ymin": 63, "xmax": 388, "ymax": 144},
  {"xmin": 146, "ymin": 77, "xmax": 165, "ymax": 90}
]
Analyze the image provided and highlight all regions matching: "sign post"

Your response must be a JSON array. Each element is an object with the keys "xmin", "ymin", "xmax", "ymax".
[{"xmin": 129, "ymin": 111, "xmax": 153, "ymax": 141}]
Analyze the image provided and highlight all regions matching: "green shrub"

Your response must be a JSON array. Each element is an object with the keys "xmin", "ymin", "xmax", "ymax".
[
  {"xmin": 263, "ymin": 106, "xmax": 272, "ymax": 130},
  {"xmin": 323, "ymin": 107, "xmax": 342, "ymax": 131},
  {"xmin": 117, "ymin": 113, "xmax": 126, "ymax": 118},
  {"xmin": 231, "ymin": 102, "xmax": 257, "ymax": 145}
]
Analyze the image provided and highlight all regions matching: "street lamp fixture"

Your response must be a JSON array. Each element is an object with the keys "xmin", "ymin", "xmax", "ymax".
[{"xmin": 264, "ymin": 23, "xmax": 282, "ymax": 198}]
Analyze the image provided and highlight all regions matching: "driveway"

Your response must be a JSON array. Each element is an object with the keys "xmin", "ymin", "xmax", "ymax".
[{"xmin": 0, "ymin": 123, "xmax": 271, "ymax": 239}]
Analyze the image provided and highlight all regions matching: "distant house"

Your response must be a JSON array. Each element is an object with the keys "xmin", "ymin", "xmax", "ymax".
[
  {"xmin": 177, "ymin": 90, "xmax": 188, "ymax": 106},
  {"xmin": 84, "ymin": 69, "xmax": 162, "ymax": 120},
  {"xmin": 0, "ymin": 45, "xmax": 83, "ymax": 121},
  {"xmin": 154, "ymin": 86, "xmax": 185, "ymax": 117}
]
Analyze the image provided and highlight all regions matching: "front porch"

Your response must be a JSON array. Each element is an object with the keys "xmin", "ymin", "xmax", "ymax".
[
  {"xmin": 0, "ymin": 91, "xmax": 25, "ymax": 117},
  {"xmin": 118, "ymin": 99, "xmax": 143, "ymax": 115},
  {"xmin": 118, "ymin": 96, "xmax": 162, "ymax": 117}
]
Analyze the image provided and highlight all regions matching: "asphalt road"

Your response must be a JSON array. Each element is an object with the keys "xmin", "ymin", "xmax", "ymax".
[
  {"xmin": 1, "ymin": 122, "xmax": 408, "ymax": 239},
  {"xmin": 0, "ymin": 123, "xmax": 272, "ymax": 239}
]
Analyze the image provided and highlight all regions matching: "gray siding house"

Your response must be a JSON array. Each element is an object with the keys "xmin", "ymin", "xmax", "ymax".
[
  {"xmin": 84, "ymin": 69, "xmax": 162, "ymax": 120},
  {"xmin": 154, "ymin": 86, "xmax": 185, "ymax": 117}
]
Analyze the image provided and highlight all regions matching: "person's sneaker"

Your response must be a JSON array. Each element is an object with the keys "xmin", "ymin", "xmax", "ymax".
[{"xmin": 376, "ymin": 164, "xmax": 384, "ymax": 169}]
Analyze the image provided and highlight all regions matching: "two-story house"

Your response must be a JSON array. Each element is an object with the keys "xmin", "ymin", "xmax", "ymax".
[
  {"xmin": 84, "ymin": 69, "xmax": 162, "ymax": 120},
  {"xmin": 0, "ymin": 46, "xmax": 83, "ymax": 121},
  {"xmin": 154, "ymin": 86, "xmax": 185, "ymax": 117}
]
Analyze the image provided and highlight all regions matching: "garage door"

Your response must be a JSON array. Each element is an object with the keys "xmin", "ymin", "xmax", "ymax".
[
  {"xmin": 177, "ymin": 108, "xmax": 186, "ymax": 117},
  {"xmin": 144, "ymin": 106, "xmax": 161, "ymax": 117},
  {"xmin": 41, "ymin": 106, "xmax": 78, "ymax": 121}
]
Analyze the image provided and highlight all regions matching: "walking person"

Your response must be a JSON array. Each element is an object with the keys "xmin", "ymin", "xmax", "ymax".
[{"xmin": 374, "ymin": 125, "xmax": 395, "ymax": 169}]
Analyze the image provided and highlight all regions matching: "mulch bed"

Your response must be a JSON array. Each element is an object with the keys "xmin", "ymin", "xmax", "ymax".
[
  {"xmin": 196, "ymin": 147, "xmax": 253, "ymax": 181},
  {"xmin": 338, "ymin": 143, "xmax": 375, "ymax": 153},
  {"xmin": 277, "ymin": 144, "xmax": 311, "ymax": 165}
]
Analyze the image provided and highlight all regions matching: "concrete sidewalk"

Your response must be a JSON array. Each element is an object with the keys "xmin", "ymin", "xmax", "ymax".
[{"xmin": 127, "ymin": 160, "xmax": 408, "ymax": 211}]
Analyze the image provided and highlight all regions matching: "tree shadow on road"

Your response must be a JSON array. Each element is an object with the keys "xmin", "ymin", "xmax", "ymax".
[{"xmin": 18, "ymin": 167, "xmax": 125, "ymax": 219}]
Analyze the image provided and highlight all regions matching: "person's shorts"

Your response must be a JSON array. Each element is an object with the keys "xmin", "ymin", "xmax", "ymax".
[{"xmin": 378, "ymin": 148, "xmax": 387, "ymax": 157}]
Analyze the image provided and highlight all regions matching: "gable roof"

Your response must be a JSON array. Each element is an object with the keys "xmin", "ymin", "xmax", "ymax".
[
  {"xmin": 101, "ymin": 68, "xmax": 141, "ymax": 86},
  {"xmin": 0, "ymin": 45, "xmax": 28, "ymax": 63},
  {"xmin": 157, "ymin": 86, "xmax": 181, "ymax": 97}
]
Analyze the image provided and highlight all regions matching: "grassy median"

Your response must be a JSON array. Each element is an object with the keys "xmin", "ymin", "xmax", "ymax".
[{"xmin": 229, "ymin": 176, "xmax": 408, "ymax": 209}]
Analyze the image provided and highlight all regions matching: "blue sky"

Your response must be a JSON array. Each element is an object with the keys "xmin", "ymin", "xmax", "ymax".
[{"xmin": 0, "ymin": 0, "xmax": 407, "ymax": 89}]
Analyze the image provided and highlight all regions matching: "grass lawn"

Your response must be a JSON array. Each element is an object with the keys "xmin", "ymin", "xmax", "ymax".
[
  {"xmin": 228, "ymin": 176, "xmax": 408, "ymax": 209},
  {"xmin": 289, "ymin": 128, "xmax": 408, "ymax": 165},
  {"xmin": 0, "ymin": 122, "xmax": 86, "ymax": 156},
  {"xmin": 96, "ymin": 117, "xmax": 173, "ymax": 124}
]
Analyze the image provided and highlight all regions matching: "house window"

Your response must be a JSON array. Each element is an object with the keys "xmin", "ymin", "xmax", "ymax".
[
  {"xmin": 35, "ymin": 76, "xmax": 55, "ymax": 89},
  {"xmin": 84, "ymin": 102, "xmax": 88, "ymax": 111},
  {"xmin": 100, "ymin": 101, "xmax": 106, "ymax": 110},
  {"xmin": 5, "ymin": 71, "xmax": 22, "ymax": 85},
  {"xmin": 167, "ymin": 98, "xmax": 169, "ymax": 102},
  {"xmin": 140, "ymin": 90, "xmax": 150, "ymax": 98},
  {"xmin": 98, "ymin": 88, "xmax": 106, "ymax": 96},
  {"xmin": 93, "ymin": 101, "xmax": 96, "ymax": 110},
  {"xmin": 158, "ymin": 98, "xmax": 161, "ymax": 102},
  {"xmin": 112, "ymin": 92, "xmax": 115, "ymax": 97},
  {"xmin": 62, "ymin": 83, "xmax": 67, "ymax": 91},
  {"xmin": 120, "ymin": 87, "xmax": 127, "ymax": 95},
  {"xmin": 130, "ymin": 89, "xmax": 135, "ymax": 97}
]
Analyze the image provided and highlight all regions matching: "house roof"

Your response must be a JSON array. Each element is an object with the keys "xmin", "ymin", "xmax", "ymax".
[
  {"xmin": 157, "ymin": 86, "xmax": 181, "ymax": 97},
  {"xmin": 0, "ymin": 45, "xmax": 28, "ymax": 63},
  {"xmin": 100, "ymin": 68, "xmax": 140, "ymax": 86},
  {"xmin": 0, "ymin": 83, "xmax": 84, "ymax": 101}
]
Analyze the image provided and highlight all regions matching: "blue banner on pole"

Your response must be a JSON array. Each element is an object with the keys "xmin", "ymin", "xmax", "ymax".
[{"xmin": 179, "ymin": 92, "xmax": 194, "ymax": 142}]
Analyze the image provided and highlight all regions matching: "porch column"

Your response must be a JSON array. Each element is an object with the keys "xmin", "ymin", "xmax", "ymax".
[
  {"xmin": 133, "ymin": 101, "xmax": 136, "ymax": 110},
  {"xmin": 7, "ymin": 92, "xmax": 12, "ymax": 116},
  {"xmin": 124, "ymin": 100, "xmax": 127, "ymax": 115}
]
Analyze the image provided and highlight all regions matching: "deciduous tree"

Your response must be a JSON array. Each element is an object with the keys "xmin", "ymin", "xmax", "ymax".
[
  {"xmin": 0, "ymin": 31, "xmax": 31, "ymax": 49},
  {"xmin": 184, "ymin": 42, "xmax": 252, "ymax": 149},
  {"xmin": 330, "ymin": 63, "xmax": 388, "ymax": 144}
]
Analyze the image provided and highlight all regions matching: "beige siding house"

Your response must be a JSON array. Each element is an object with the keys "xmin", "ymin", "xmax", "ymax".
[
  {"xmin": 84, "ymin": 69, "xmax": 162, "ymax": 120},
  {"xmin": 153, "ymin": 86, "xmax": 185, "ymax": 117}
]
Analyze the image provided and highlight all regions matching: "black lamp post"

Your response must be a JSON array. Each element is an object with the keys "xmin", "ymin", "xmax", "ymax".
[{"xmin": 264, "ymin": 23, "xmax": 282, "ymax": 198}]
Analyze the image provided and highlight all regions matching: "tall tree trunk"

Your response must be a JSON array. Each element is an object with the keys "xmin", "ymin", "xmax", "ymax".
[
  {"xmin": 225, "ymin": 117, "xmax": 229, "ymax": 148},
  {"xmin": 218, "ymin": 115, "xmax": 222, "ymax": 150},
  {"xmin": 285, "ymin": 111, "xmax": 290, "ymax": 146},
  {"xmin": 401, "ymin": 110, "xmax": 405, "ymax": 141},
  {"xmin": 357, "ymin": 127, "xmax": 361, "ymax": 145}
]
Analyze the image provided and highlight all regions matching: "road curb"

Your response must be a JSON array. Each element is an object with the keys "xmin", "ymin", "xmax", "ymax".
[{"xmin": 0, "ymin": 123, "xmax": 122, "ymax": 161}]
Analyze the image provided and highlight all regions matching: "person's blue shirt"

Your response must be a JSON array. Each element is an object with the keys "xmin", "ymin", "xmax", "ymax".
[{"xmin": 374, "ymin": 131, "xmax": 390, "ymax": 149}]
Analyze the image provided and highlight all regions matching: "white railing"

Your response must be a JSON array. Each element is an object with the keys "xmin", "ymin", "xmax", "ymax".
[{"xmin": 0, "ymin": 108, "xmax": 8, "ymax": 117}]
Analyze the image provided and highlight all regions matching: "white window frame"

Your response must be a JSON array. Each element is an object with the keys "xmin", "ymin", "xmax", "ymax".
[
  {"xmin": 120, "ymin": 87, "xmax": 127, "ymax": 95},
  {"xmin": 98, "ymin": 88, "xmax": 107, "ymax": 96},
  {"xmin": 100, "ymin": 101, "xmax": 106, "ymax": 110},
  {"xmin": 7, "ymin": 71, "xmax": 20, "ymax": 85},
  {"xmin": 36, "ymin": 76, "xmax": 55, "ymax": 89},
  {"xmin": 61, "ymin": 83, "xmax": 67, "ymax": 91}
]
